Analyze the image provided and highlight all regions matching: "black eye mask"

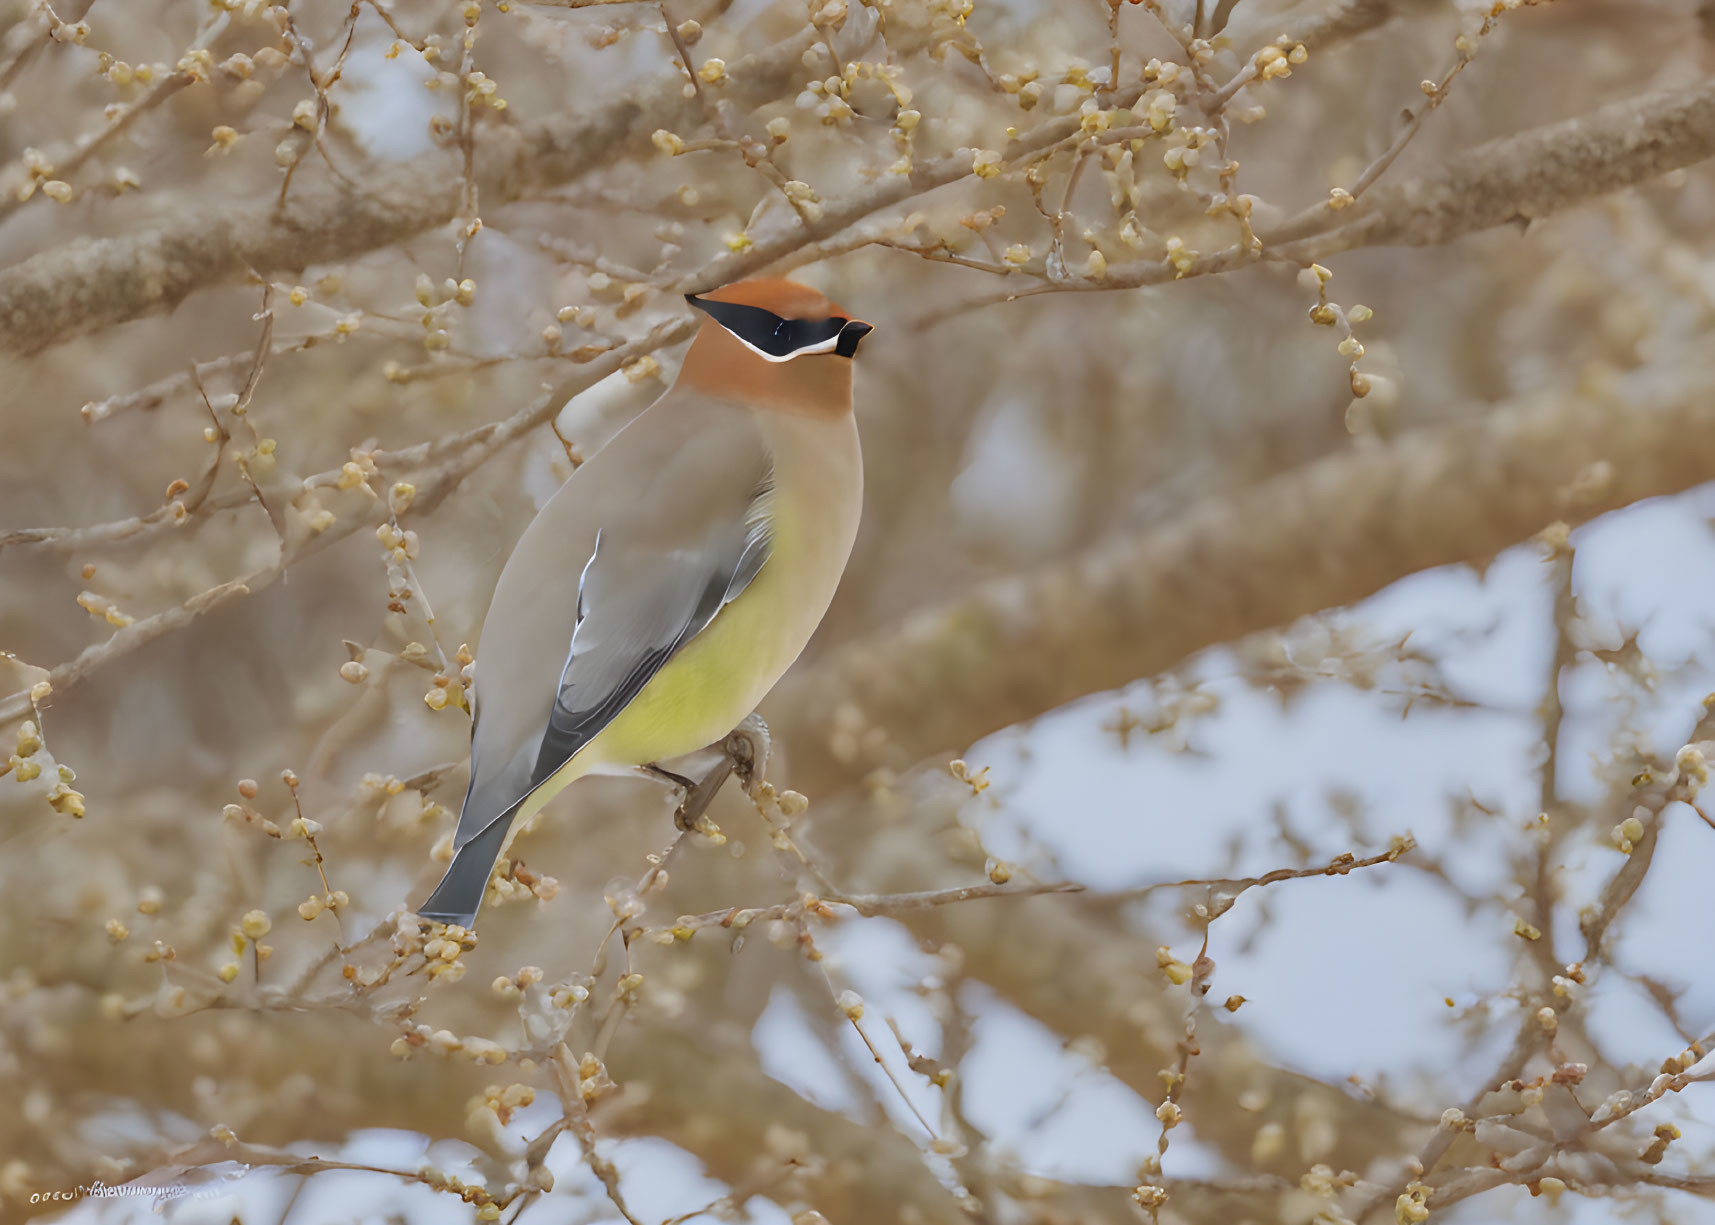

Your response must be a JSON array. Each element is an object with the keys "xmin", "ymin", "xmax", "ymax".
[{"xmin": 686, "ymin": 295, "xmax": 869, "ymax": 360}]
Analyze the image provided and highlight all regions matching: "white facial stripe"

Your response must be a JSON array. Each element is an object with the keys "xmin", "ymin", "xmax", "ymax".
[{"xmin": 723, "ymin": 327, "xmax": 843, "ymax": 363}]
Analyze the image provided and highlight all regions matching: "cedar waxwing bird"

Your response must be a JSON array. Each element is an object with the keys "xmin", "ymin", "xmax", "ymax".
[{"xmin": 417, "ymin": 278, "xmax": 873, "ymax": 929}]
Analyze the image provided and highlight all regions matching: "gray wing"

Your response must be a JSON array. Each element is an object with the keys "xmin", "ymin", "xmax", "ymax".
[
  {"xmin": 452, "ymin": 397, "xmax": 774, "ymax": 851},
  {"xmin": 530, "ymin": 471, "xmax": 772, "ymax": 781}
]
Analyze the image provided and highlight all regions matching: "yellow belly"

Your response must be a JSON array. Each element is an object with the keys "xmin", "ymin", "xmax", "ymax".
[
  {"xmin": 513, "ymin": 525, "xmax": 825, "ymax": 841},
  {"xmin": 580, "ymin": 553, "xmax": 798, "ymax": 770},
  {"xmin": 505, "ymin": 599, "xmax": 781, "ymax": 841}
]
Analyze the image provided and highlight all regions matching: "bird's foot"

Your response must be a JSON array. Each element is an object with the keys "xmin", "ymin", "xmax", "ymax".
[
  {"xmin": 648, "ymin": 714, "xmax": 772, "ymax": 832},
  {"xmin": 723, "ymin": 712, "xmax": 771, "ymax": 797}
]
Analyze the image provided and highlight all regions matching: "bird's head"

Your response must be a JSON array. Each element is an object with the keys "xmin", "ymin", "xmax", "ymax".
[{"xmin": 680, "ymin": 278, "xmax": 873, "ymax": 418}]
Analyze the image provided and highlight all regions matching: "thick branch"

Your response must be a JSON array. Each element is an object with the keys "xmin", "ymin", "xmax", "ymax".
[
  {"xmin": 769, "ymin": 371, "xmax": 1715, "ymax": 795},
  {"xmin": 0, "ymin": 30, "xmax": 813, "ymax": 356},
  {"xmin": 1279, "ymin": 77, "xmax": 1715, "ymax": 252},
  {"xmin": 923, "ymin": 77, "xmax": 1715, "ymax": 315}
]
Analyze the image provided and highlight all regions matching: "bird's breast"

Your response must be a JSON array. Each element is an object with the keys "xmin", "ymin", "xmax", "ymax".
[{"xmin": 747, "ymin": 409, "xmax": 864, "ymax": 677}]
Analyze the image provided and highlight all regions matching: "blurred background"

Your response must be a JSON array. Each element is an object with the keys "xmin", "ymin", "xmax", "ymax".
[{"xmin": 2, "ymin": 0, "xmax": 1715, "ymax": 1220}]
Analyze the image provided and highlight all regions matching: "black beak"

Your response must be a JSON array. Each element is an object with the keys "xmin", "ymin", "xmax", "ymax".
[{"xmin": 835, "ymin": 319, "xmax": 874, "ymax": 358}]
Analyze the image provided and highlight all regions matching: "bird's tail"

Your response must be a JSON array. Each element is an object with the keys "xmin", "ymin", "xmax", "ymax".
[{"xmin": 416, "ymin": 807, "xmax": 518, "ymax": 929}]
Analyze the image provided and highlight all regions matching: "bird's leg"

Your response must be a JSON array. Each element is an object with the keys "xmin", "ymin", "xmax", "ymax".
[
  {"xmin": 644, "ymin": 713, "xmax": 773, "ymax": 832},
  {"xmin": 642, "ymin": 760, "xmax": 732, "ymax": 832},
  {"xmin": 641, "ymin": 764, "xmax": 697, "ymax": 790},
  {"xmin": 676, "ymin": 759, "xmax": 735, "ymax": 832}
]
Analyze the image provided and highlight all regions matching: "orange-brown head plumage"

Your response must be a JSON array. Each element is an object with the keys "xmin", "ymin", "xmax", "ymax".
[
  {"xmin": 695, "ymin": 277, "xmax": 849, "ymax": 321},
  {"xmin": 679, "ymin": 277, "xmax": 873, "ymax": 419}
]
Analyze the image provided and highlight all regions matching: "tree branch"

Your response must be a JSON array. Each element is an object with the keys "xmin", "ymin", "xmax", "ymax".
[
  {"xmin": 812, "ymin": 766, "xmax": 1422, "ymax": 1182},
  {"xmin": 769, "ymin": 369, "xmax": 1715, "ymax": 794},
  {"xmin": 0, "ymin": 28, "xmax": 815, "ymax": 356},
  {"xmin": 0, "ymin": 316, "xmax": 695, "ymax": 724},
  {"xmin": 913, "ymin": 76, "xmax": 1715, "ymax": 315},
  {"xmin": 1271, "ymin": 76, "xmax": 1715, "ymax": 252}
]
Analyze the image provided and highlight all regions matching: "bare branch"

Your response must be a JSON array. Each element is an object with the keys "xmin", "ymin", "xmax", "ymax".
[
  {"xmin": 772, "ymin": 367, "xmax": 1715, "ymax": 794},
  {"xmin": 0, "ymin": 316, "xmax": 694, "ymax": 723},
  {"xmin": 0, "ymin": 29, "xmax": 816, "ymax": 356},
  {"xmin": 1277, "ymin": 77, "xmax": 1715, "ymax": 252}
]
